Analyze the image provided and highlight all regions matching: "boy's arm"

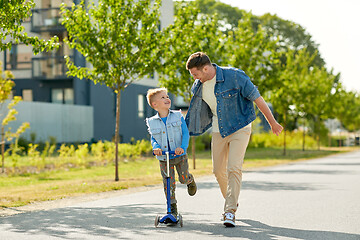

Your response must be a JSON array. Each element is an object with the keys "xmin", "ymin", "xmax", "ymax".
[
  {"xmin": 180, "ymin": 117, "xmax": 190, "ymax": 151},
  {"xmin": 254, "ymin": 96, "xmax": 283, "ymax": 136},
  {"xmin": 150, "ymin": 136, "xmax": 161, "ymax": 149}
]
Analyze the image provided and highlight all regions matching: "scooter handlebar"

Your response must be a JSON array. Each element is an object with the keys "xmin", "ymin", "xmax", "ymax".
[
  {"xmin": 153, "ymin": 151, "xmax": 176, "ymax": 156},
  {"xmin": 162, "ymin": 151, "xmax": 176, "ymax": 155}
]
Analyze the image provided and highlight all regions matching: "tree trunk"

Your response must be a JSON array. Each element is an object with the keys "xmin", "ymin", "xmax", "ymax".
[
  {"xmin": 1, "ymin": 127, "xmax": 4, "ymax": 174},
  {"xmin": 316, "ymin": 121, "xmax": 320, "ymax": 150},
  {"xmin": 192, "ymin": 136, "xmax": 196, "ymax": 169},
  {"xmin": 283, "ymin": 112, "xmax": 287, "ymax": 156},
  {"xmin": 302, "ymin": 120, "xmax": 306, "ymax": 151},
  {"xmin": 114, "ymin": 90, "xmax": 121, "ymax": 181}
]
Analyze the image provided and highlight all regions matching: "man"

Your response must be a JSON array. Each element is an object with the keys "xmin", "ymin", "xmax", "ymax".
[{"xmin": 185, "ymin": 52, "xmax": 283, "ymax": 227}]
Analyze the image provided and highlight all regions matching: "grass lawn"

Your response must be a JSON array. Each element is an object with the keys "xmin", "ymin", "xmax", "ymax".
[{"xmin": 1, "ymin": 147, "xmax": 358, "ymax": 208}]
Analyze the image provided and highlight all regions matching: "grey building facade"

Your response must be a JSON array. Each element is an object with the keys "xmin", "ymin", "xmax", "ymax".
[{"xmin": 1, "ymin": 0, "xmax": 174, "ymax": 143}]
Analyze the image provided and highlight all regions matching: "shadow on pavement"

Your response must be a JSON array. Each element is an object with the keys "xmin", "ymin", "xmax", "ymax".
[
  {"xmin": 0, "ymin": 204, "xmax": 165, "ymax": 239},
  {"xmin": 2, "ymin": 204, "xmax": 359, "ymax": 240},
  {"xmin": 182, "ymin": 218, "xmax": 360, "ymax": 240}
]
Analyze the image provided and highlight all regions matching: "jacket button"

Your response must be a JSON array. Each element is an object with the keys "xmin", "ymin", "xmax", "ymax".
[
  {"xmin": 165, "ymin": 146, "xmax": 167, "ymax": 148},
  {"xmin": 163, "ymin": 131, "xmax": 165, "ymax": 133}
]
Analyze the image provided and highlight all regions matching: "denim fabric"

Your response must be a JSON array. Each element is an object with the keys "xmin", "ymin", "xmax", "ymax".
[
  {"xmin": 185, "ymin": 64, "xmax": 260, "ymax": 138},
  {"xmin": 146, "ymin": 110, "xmax": 184, "ymax": 161}
]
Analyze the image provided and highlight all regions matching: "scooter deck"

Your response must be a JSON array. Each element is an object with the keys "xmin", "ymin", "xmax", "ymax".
[{"xmin": 160, "ymin": 214, "xmax": 178, "ymax": 224}]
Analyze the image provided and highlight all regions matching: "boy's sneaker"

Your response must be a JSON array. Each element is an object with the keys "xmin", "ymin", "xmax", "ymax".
[
  {"xmin": 170, "ymin": 203, "xmax": 178, "ymax": 218},
  {"xmin": 187, "ymin": 179, "xmax": 197, "ymax": 196},
  {"xmin": 223, "ymin": 212, "xmax": 235, "ymax": 227}
]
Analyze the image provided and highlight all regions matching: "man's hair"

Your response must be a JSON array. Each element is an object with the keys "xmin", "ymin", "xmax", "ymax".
[
  {"xmin": 186, "ymin": 52, "xmax": 212, "ymax": 70},
  {"xmin": 146, "ymin": 87, "xmax": 167, "ymax": 108}
]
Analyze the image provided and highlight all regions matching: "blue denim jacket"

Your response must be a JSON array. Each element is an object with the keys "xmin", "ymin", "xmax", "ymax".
[
  {"xmin": 185, "ymin": 64, "xmax": 260, "ymax": 138},
  {"xmin": 146, "ymin": 110, "xmax": 188, "ymax": 161}
]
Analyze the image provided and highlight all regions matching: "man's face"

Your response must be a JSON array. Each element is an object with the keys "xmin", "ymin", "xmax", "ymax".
[
  {"xmin": 189, "ymin": 66, "xmax": 208, "ymax": 83},
  {"xmin": 152, "ymin": 91, "xmax": 171, "ymax": 110}
]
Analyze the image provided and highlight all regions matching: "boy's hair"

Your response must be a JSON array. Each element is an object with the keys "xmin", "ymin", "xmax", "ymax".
[
  {"xmin": 186, "ymin": 52, "xmax": 212, "ymax": 70},
  {"xmin": 146, "ymin": 87, "xmax": 167, "ymax": 108}
]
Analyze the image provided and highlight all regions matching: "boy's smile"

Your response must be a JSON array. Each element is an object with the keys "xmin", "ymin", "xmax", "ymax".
[{"xmin": 152, "ymin": 91, "xmax": 171, "ymax": 111}]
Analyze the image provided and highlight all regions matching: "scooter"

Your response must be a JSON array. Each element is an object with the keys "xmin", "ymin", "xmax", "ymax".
[{"xmin": 155, "ymin": 151, "xmax": 183, "ymax": 228}]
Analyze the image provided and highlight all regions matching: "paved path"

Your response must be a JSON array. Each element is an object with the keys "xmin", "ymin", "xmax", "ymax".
[{"xmin": 1, "ymin": 150, "xmax": 360, "ymax": 240}]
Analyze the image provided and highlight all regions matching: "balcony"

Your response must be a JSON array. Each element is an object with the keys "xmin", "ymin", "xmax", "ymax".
[
  {"xmin": 31, "ymin": 8, "xmax": 68, "ymax": 33},
  {"xmin": 32, "ymin": 55, "xmax": 73, "ymax": 79}
]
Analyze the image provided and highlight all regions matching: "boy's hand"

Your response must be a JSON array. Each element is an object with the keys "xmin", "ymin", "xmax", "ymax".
[
  {"xmin": 153, "ymin": 148, "xmax": 162, "ymax": 156},
  {"xmin": 174, "ymin": 147, "xmax": 184, "ymax": 156}
]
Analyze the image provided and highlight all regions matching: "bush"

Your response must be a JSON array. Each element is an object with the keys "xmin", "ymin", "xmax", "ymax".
[
  {"xmin": 248, "ymin": 131, "xmax": 317, "ymax": 149},
  {"xmin": 91, "ymin": 141, "xmax": 105, "ymax": 160},
  {"xmin": 188, "ymin": 133, "xmax": 212, "ymax": 152}
]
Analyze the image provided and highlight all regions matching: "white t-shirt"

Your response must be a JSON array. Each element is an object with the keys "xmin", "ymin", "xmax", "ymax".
[{"xmin": 202, "ymin": 75, "xmax": 219, "ymax": 132}]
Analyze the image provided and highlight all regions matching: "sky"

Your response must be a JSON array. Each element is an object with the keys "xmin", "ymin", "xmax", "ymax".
[{"xmin": 219, "ymin": 0, "xmax": 360, "ymax": 92}]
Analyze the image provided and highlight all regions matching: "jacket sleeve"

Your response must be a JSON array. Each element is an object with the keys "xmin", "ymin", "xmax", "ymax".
[
  {"xmin": 237, "ymin": 70, "xmax": 261, "ymax": 101},
  {"xmin": 180, "ymin": 116, "xmax": 190, "ymax": 151},
  {"xmin": 151, "ymin": 136, "xmax": 161, "ymax": 150}
]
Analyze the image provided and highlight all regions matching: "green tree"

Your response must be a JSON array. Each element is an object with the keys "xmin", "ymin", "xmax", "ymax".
[
  {"xmin": 192, "ymin": 0, "xmax": 245, "ymax": 32},
  {"xmin": 61, "ymin": 0, "xmax": 163, "ymax": 181},
  {"xmin": 0, "ymin": 0, "xmax": 59, "ymax": 53},
  {"xmin": 224, "ymin": 11, "xmax": 279, "ymax": 95},
  {"xmin": 271, "ymin": 49, "xmax": 317, "ymax": 154},
  {"xmin": 0, "ymin": 63, "xmax": 30, "ymax": 173},
  {"xmin": 260, "ymin": 14, "xmax": 325, "ymax": 68},
  {"xmin": 159, "ymin": 1, "xmax": 227, "ymax": 169},
  {"xmin": 304, "ymin": 67, "xmax": 339, "ymax": 149},
  {"xmin": 336, "ymin": 89, "xmax": 360, "ymax": 133}
]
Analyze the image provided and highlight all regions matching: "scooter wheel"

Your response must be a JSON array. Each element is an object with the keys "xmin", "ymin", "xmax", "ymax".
[
  {"xmin": 155, "ymin": 215, "xmax": 160, "ymax": 228},
  {"xmin": 179, "ymin": 214, "xmax": 183, "ymax": 227}
]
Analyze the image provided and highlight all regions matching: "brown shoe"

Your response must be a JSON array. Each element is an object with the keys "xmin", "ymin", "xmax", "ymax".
[{"xmin": 187, "ymin": 179, "xmax": 197, "ymax": 196}]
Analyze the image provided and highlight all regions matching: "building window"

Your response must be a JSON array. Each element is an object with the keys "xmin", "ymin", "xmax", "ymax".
[
  {"xmin": 5, "ymin": 44, "xmax": 32, "ymax": 70},
  {"xmin": 22, "ymin": 89, "xmax": 33, "ymax": 102},
  {"xmin": 64, "ymin": 88, "xmax": 74, "ymax": 104},
  {"xmin": 138, "ymin": 94, "xmax": 145, "ymax": 118},
  {"xmin": 52, "ymin": 88, "xmax": 74, "ymax": 104}
]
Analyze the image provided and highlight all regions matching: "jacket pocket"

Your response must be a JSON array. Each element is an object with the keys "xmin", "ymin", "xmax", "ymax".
[
  {"xmin": 221, "ymin": 89, "xmax": 238, "ymax": 99},
  {"xmin": 171, "ymin": 121, "xmax": 182, "ymax": 133},
  {"xmin": 150, "ymin": 128, "xmax": 162, "ymax": 135}
]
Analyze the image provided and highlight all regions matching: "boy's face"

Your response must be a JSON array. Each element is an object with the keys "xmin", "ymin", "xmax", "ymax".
[{"xmin": 152, "ymin": 91, "xmax": 171, "ymax": 111}]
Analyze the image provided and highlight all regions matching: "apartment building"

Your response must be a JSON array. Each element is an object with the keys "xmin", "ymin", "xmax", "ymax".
[{"xmin": 1, "ymin": 0, "xmax": 174, "ymax": 143}]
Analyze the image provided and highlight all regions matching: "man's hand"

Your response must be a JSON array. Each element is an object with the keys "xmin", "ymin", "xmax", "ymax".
[
  {"xmin": 153, "ymin": 148, "xmax": 162, "ymax": 156},
  {"xmin": 174, "ymin": 147, "xmax": 184, "ymax": 156},
  {"xmin": 271, "ymin": 122, "xmax": 283, "ymax": 136}
]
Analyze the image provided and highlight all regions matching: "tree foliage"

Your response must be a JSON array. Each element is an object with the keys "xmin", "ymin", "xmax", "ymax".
[
  {"xmin": 158, "ymin": 1, "xmax": 226, "ymax": 102},
  {"xmin": 0, "ymin": 0, "xmax": 59, "ymax": 53},
  {"xmin": 0, "ymin": 62, "xmax": 30, "ymax": 173},
  {"xmin": 61, "ymin": 0, "xmax": 163, "ymax": 180}
]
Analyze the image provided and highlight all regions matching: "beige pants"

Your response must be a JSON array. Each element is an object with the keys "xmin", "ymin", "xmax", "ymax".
[{"xmin": 211, "ymin": 124, "xmax": 251, "ymax": 214}]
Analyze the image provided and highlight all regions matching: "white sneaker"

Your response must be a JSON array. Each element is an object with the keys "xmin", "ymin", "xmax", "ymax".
[{"xmin": 223, "ymin": 212, "xmax": 235, "ymax": 227}]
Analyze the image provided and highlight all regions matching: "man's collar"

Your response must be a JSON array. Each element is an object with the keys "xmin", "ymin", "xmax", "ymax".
[{"xmin": 213, "ymin": 63, "xmax": 224, "ymax": 82}]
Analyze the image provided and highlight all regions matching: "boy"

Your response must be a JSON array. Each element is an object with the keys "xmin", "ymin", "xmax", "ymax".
[{"xmin": 146, "ymin": 87, "xmax": 197, "ymax": 217}]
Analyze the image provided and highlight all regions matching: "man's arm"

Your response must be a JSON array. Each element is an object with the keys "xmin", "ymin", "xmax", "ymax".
[{"xmin": 254, "ymin": 96, "xmax": 283, "ymax": 136}]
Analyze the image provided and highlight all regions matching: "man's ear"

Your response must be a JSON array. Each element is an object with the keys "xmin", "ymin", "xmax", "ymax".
[{"xmin": 202, "ymin": 65, "xmax": 209, "ymax": 73}]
